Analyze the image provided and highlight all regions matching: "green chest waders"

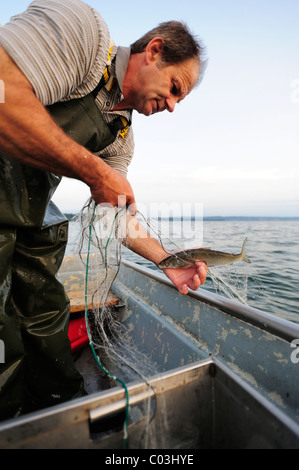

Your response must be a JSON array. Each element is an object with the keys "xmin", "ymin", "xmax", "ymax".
[{"xmin": 0, "ymin": 89, "xmax": 129, "ymax": 420}]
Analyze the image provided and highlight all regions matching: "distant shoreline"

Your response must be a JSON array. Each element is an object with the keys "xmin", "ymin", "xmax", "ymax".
[{"xmin": 64, "ymin": 213, "xmax": 299, "ymax": 222}]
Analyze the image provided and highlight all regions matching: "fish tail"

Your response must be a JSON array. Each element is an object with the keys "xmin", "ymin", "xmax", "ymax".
[{"xmin": 241, "ymin": 238, "xmax": 251, "ymax": 263}]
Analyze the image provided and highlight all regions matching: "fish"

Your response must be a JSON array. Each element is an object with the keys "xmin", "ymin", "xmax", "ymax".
[{"xmin": 158, "ymin": 238, "xmax": 251, "ymax": 269}]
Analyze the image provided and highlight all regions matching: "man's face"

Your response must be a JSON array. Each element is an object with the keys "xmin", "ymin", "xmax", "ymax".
[{"xmin": 132, "ymin": 57, "xmax": 199, "ymax": 116}]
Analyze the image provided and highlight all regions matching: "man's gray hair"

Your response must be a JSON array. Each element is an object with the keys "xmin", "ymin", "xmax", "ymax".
[{"xmin": 131, "ymin": 21, "xmax": 207, "ymax": 83}]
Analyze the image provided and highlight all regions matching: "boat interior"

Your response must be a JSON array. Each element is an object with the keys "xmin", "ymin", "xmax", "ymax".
[{"xmin": 0, "ymin": 257, "xmax": 298, "ymax": 449}]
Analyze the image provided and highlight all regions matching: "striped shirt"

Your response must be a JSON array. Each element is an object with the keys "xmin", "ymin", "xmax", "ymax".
[{"xmin": 0, "ymin": 0, "xmax": 134, "ymax": 177}]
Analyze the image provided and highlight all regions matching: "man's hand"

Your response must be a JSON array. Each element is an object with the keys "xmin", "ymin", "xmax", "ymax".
[
  {"xmin": 89, "ymin": 163, "xmax": 136, "ymax": 214},
  {"xmin": 123, "ymin": 214, "xmax": 207, "ymax": 294},
  {"xmin": 162, "ymin": 262, "xmax": 208, "ymax": 295}
]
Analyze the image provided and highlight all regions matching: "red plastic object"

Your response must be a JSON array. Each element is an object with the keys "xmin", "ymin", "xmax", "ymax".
[{"xmin": 68, "ymin": 316, "xmax": 89, "ymax": 353}]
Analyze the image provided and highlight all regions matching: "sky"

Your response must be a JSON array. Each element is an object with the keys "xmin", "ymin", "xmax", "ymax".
[{"xmin": 1, "ymin": 0, "xmax": 299, "ymax": 217}]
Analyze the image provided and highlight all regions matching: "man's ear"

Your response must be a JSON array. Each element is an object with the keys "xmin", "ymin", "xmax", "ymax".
[{"xmin": 145, "ymin": 37, "xmax": 165, "ymax": 64}]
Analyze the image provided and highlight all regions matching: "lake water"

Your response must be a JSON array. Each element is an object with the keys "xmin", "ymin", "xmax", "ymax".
[{"xmin": 67, "ymin": 218, "xmax": 299, "ymax": 325}]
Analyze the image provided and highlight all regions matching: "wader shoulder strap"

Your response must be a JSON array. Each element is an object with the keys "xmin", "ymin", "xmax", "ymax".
[
  {"xmin": 47, "ymin": 42, "xmax": 131, "ymax": 153},
  {"xmin": 47, "ymin": 95, "xmax": 115, "ymax": 153},
  {"xmin": 91, "ymin": 40, "xmax": 115, "ymax": 98},
  {"xmin": 47, "ymin": 96, "xmax": 131, "ymax": 153}
]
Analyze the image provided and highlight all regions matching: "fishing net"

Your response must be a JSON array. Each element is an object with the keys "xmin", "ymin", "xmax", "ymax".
[
  {"xmin": 78, "ymin": 200, "xmax": 151, "ymax": 377},
  {"xmin": 78, "ymin": 201, "xmax": 249, "ymax": 374},
  {"xmin": 78, "ymin": 199, "xmax": 161, "ymax": 448},
  {"xmin": 76, "ymin": 199, "xmax": 250, "ymax": 447},
  {"xmin": 207, "ymin": 266, "xmax": 249, "ymax": 305}
]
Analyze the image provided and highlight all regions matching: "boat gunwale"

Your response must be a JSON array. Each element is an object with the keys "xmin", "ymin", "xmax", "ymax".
[{"xmin": 118, "ymin": 260, "xmax": 299, "ymax": 343}]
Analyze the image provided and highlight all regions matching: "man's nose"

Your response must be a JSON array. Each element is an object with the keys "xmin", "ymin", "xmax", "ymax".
[{"xmin": 165, "ymin": 97, "xmax": 177, "ymax": 113}]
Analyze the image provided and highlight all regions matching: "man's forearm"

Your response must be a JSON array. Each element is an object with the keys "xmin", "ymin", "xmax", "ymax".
[
  {"xmin": 1, "ymin": 49, "xmax": 94, "ymax": 179},
  {"xmin": 0, "ymin": 46, "xmax": 136, "ymax": 210},
  {"xmin": 123, "ymin": 214, "xmax": 208, "ymax": 295},
  {"xmin": 123, "ymin": 215, "xmax": 168, "ymax": 266}
]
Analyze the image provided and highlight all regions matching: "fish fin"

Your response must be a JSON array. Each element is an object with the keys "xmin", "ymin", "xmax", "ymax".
[{"xmin": 241, "ymin": 238, "xmax": 251, "ymax": 263}]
